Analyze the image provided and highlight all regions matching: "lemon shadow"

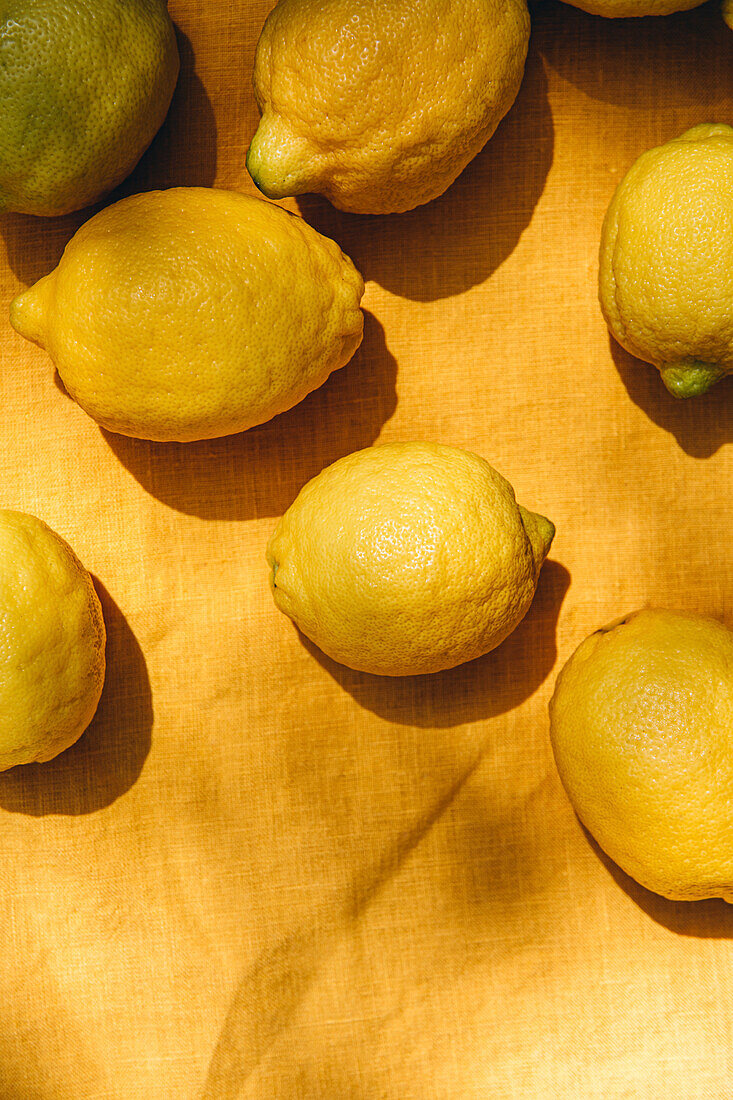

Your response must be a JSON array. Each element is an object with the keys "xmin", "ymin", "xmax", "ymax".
[
  {"xmin": 295, "ymin": 40, "xmax": 554, "ymax": 302},
  {"xmin": 436, "ymin": 769, "xmax": 566, "ymax": 931},
  {"xmin": 202, "ymin": 563, "xmax": 569, "ymax": 1098},
  {"xmin": 0, "ymin": 27, "xmax": 217, "ymax": 287},
  {"xmin": 297, "ymin": 559, "xmax": 571, "ymax": 728},
  {"xmin": 0, "ymin": 580, "xmax": 152, "ymax": 816},
  {"xmin": 101, "ymin": 310, "xmax": 398, "ymax": 521},
  {"xmin": 105, "ymin": 27, "xmax": 217, "ymax": 199},
  {"xmin": 611, "ymin": 337, "xmax": 733, "ymax": 458},
  {"xmin": 202, "ymin": 571, "xmax": 568, "ymax": 1100},
  {"xmin": 584, "ymin": 829, "xmax": 733, "ymax": 938},
  {"xmin": 536, "ymin": 0, "xmax": 733, "ymax": 109}
]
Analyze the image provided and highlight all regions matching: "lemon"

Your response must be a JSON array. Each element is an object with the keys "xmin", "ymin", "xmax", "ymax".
[
  {"xmin": 0, "ymin": 0, "xmax": 179, "ymax": 217},
  {"xmin": 561, "ymin": 0, "xmax": 703, "ymax": 16},
  {"xmin": 0, "ymin": 511, "xmax": 105, "ymax": 770},
  {"xmin": 599, "ymin": 124, "xmax": 733, "ymax": 398},
  {"xmin": 9, "ymin": 188, "xmax": 365, "ymax": 442},
  {"xmin": 549, "ymin": 609, "xmax": 733, "ymax": 903},
  {"xmin": 266, "ymin": 442, "xmax": 554, "ymax": 677},
  {"xmin": 246, "ymin": 0, "xmax": 530, "ymax": 215}
]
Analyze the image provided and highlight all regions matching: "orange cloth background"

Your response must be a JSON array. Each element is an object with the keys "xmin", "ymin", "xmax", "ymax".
[{"xmin": 1, "ymin": 2, "xmax": 732, "ymax": 1096}]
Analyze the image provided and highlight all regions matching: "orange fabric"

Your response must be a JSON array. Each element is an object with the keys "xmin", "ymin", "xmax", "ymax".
[{"xmin": 1, "ymin": 2, "xmax": 732, "ymax": 1097}]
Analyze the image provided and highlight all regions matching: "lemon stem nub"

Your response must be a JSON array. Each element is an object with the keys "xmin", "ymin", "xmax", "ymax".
[
  {"xmin": 518, "ymin": 507, "xmax": 555, "ymax": 577},
  {"xmin": 659, "ymin": 360, "xmax": 726, "ymax": 399},
  {"xmin": 246, "ymin": 115, "xmax": 316, "ymax": 200},
  {"xmin": 9, "ymin": 274, "xmax": 54, "ymax": 348}
]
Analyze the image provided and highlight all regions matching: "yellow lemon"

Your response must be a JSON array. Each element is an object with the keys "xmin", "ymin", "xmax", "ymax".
[
  {"xmin": 0, "ymin": 511, "xmax": 105, "ymax": 770},
  {"xmin": 561, "ymin": 0, "xmax": 703, "ymax": 16},
  {"xmin": 10, "ymin": 188, "xmax": 365, "ymax": 442},
  {"xmin": 247, "ymin": 0, "xmax": 530, "ymax": 214},
  {"xmin": 0, "ymin": 0, "xmax": 179, "ymax": 216},
  {"xmin": 549, "ymin": 609, "xmax": 733, "ymax": 903},
  {"xmin": 267, "ymin": 442, "xmax": 554, "ymax": 677},
  {"xmin": 599, "ymin": 124, "xmax": 733, "ymax": 398}
]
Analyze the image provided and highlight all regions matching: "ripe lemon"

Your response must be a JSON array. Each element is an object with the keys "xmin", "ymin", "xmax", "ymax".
[
  {"xmin": 561, "ymin": 0, "xmax": 703, "ymax": 16},
  {"xmin": 9, "ymin": 188, "xmax": 365, "ymax": 442},
  {"xmin": 0, "ymin": 511, "xmax": 105, "ymax": 771},
  {"xmin": 549, "ymin": 609, "xmax": 733, "ymax": 903},
  {"xmin": 266, "ymin": 442, "xmax": 555, "ymax": 677},
  {"xmin": 0, "ymin": 0, "xmax": 179, "ymax": 217},
  {"xmin": 246, "ymin": 0, "xmax": 530, "ymax": 214},
  {"xmin": 599, "ymin": 124, "xmax": 733, "ymax": 398}
]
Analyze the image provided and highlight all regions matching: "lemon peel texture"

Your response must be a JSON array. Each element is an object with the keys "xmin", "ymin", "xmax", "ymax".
[
  {"xmin": 247, "ymin": 0, "xmax": 530, "ymax": 215},
  {"xmin": 550, "ymin": 609, "xmax": 733, "ymax": 903},
  {"xmin": 0, "ymin": 510, "xmax": 106, "ymax": 770},
  {"xmin": 0, "ymin": 0, "xmax": 179, "ymax": 216},
  {"xmin": 10, "ymin": 188, "xmax": 365, "ymax": 442},
  {"xmin": 267, "ymin": 441, "xmax": 554, "ymax": 677},
  {"xmin": 600, "ymin": 123, "xmax": 733, "ymax": 399}
]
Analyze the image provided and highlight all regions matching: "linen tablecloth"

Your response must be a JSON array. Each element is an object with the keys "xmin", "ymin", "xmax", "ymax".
[{"xmin": 1, "ymin": 2, "xmax": 732, "ymax": 1096}]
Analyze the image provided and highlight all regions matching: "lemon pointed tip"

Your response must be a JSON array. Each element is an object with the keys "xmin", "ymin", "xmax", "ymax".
[
  {"xmin": 659, "ymin": 360, "xmax": 726, "ymax": 399},
  {"xmin": 9, "ymin": 275, "xmax": 53, "ymax": 347},
  {"xmin": 246, "ymin": 117, "xmax": 315, "ymax": 200},
  {"xmin": 519, "ymin": 506, "xmax": 555, "ymax": 575}
]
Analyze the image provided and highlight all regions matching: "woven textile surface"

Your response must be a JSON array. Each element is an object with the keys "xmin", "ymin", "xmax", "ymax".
[{"xmin": 1, "ymin": 2, "xmax": 732, "ymax": 1097}]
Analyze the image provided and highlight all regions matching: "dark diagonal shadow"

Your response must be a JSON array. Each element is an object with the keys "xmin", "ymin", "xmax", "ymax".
[
  {"xmin": 200, "ymin": 555, "xmax": 569, "ymax": 1096},
  {"xmin": 201, "ymin": 728, "xmax": 497, "ymax": 1100},
  {"xmin": 201, "ymin": 558, "xmax": 568, "ymax": 1096}
]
